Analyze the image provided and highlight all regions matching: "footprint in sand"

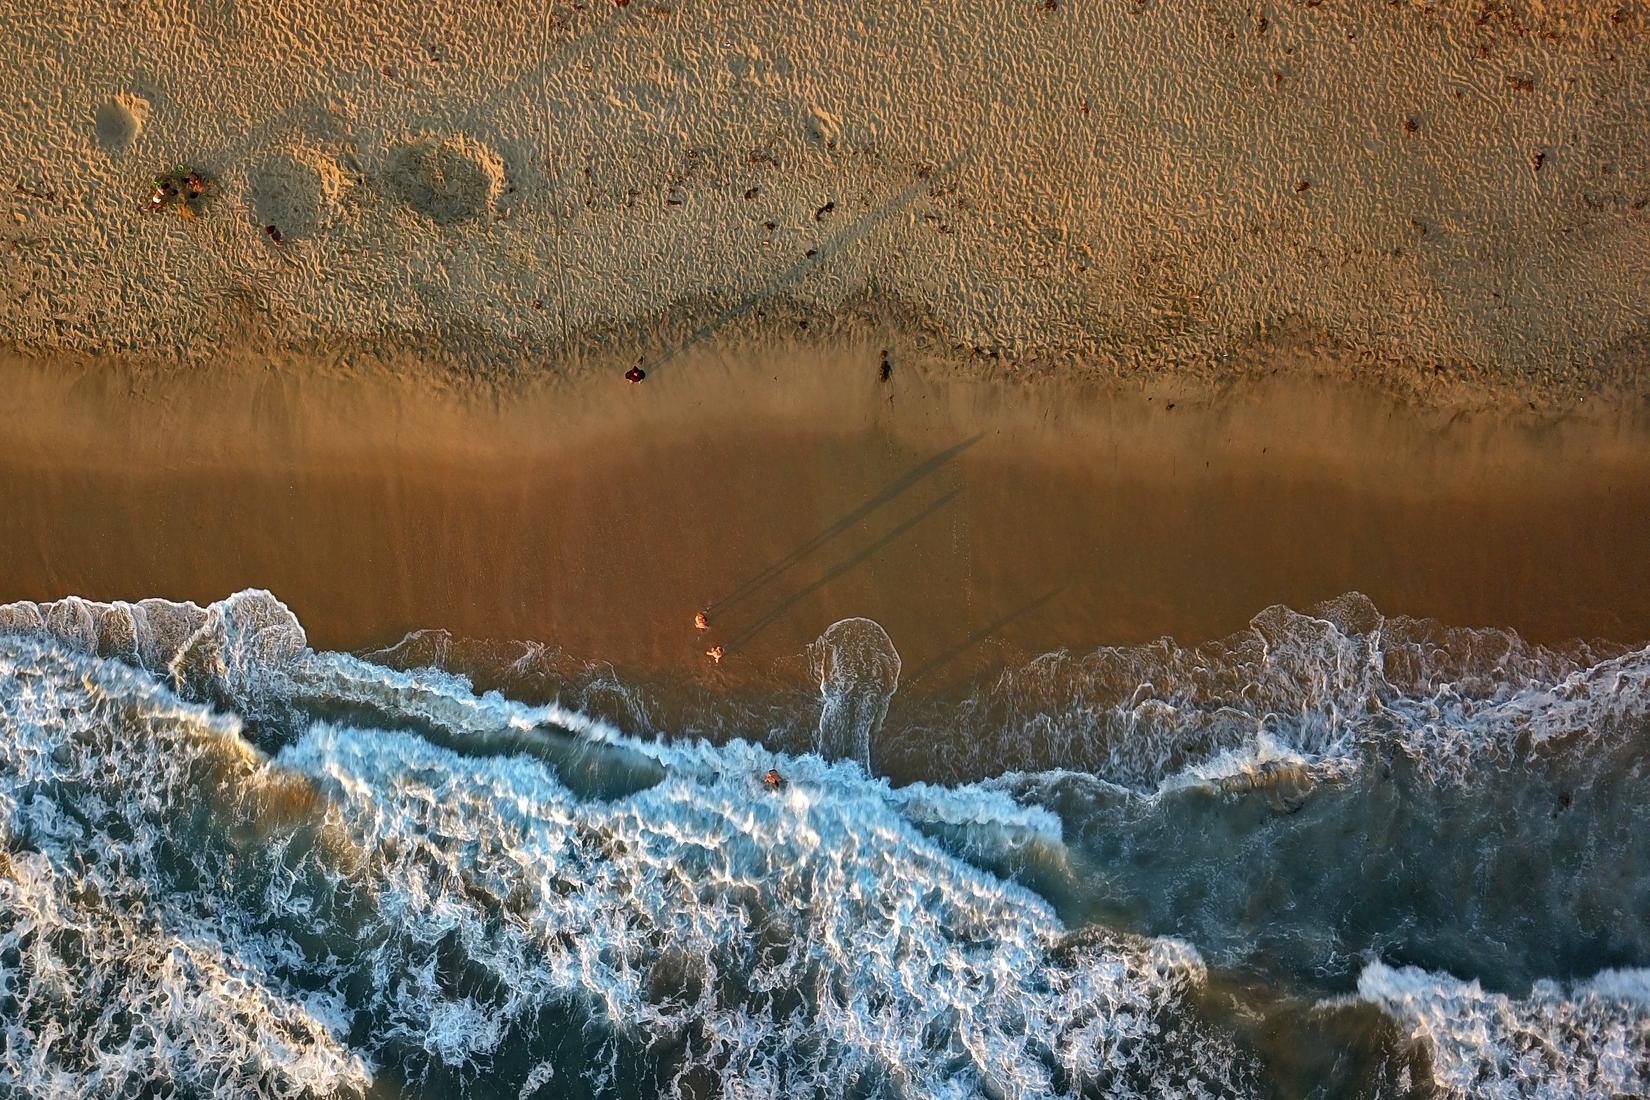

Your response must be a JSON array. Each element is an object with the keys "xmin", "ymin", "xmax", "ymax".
[
  {"xmin": 247, "ymin": 149, "xmax": 348, "ymax": 240},
  {"xmin": 381, "ymin": 135, "xmax": 504, "ymax": 225},
  {"xmin": 804, "ymin": 105, "xmax": 841, "ymax": 149},
  {"xmin": 94, "ymin": 94, "xmax": 148, "ymax": 152}
]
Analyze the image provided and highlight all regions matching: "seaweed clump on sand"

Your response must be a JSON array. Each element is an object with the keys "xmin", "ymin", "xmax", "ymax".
[{"xmin": 146, "ymin": 164, "xmax": 210, "ymax": 217}]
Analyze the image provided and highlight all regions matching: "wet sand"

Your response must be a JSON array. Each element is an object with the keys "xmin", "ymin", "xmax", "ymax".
[{"xmin": 4, "ymin": 342, "xmax": 1649, "ymax": 693}]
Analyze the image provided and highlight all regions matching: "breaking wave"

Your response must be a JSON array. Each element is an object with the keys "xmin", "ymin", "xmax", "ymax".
[
  {"xmin": 2, "ymin": 589, "xmax": 1647, "ymax": 1098},
  {"xmin": 887, "ymin": 592, "xmax": 1646, "ymax": 791},
  {"xmin": 1358, "ymin": 963, "xmax": 1650, "ymax": 1099},
  {"xmin": 0, "ymin": 596, "xmax": 1250, "ymax": 1099}
]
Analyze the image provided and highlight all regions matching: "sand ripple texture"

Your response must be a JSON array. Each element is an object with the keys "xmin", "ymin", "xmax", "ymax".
[{"xmin": 0, "ymin": 2, "xmax": 1647, "ymax": 387}]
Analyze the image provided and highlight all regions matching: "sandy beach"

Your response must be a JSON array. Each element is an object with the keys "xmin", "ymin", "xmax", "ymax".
[
  {"xmin": 6, "ymin": 339, "xmax": 1649, "ymax": 697},
  {"xmin": 4, "ymin": 1, "xmax": 1646, "ymax": 642},
  {"xmin": 6, "ymin": 6, "xmax": 1650, "ymax": 1096},
  {"xmin": 0, "ymin": 1, "xmax": 1646, "ymax": 404}
]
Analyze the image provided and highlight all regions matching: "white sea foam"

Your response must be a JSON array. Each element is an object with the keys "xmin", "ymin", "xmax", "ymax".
[
  {"xmin": 1359, "ymin": 962, "xmax": 1650, "ymax": 1099},
  {"xmin": 0, "ymin": 589, "xmax": 309, "ymax": 732},
  {"xmin": 4, "ymin": 588, "xmax": 1648, "ymax": 1097},
  {"xmin": 300, "ymin": 647, "xmax": 631, "ymax": 746},
  {"xmin": 1153, "ymin": 727, "xmax": 1334, "ymax": 796},
  {"xmin": 0, "ymin": 640, "xmax": 371, "ymax": 1099},
  {"xmin": 809, "ymin": 617, "xmax": 902, "ymax": 771},
  {"xmin": 282, "ymin": 719, "xmax": 1245, "ymax": 1097},
  {"xmin": 897, "ymin": 593, "xmax": 1649, "ymax": 793},
  {"xmin": 8, "ymin": 589, "xmax": 1645, "ymax": 798},
  {"xmin": 0, "ymin": 632, "xmax": 1252, "ymax": 1098}
]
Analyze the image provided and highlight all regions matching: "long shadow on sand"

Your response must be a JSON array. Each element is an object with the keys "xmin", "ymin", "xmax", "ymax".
[
  {"xmin": 724, "ymin": 488, "xmax": 961, "ymax": 652},
  {"xmin": 709, "ymin": 434, "xmax": 982, "ymax": 619},
  {"xmin": 901, "ymin": 586, "xmax": 1066, "ymax": 692}
]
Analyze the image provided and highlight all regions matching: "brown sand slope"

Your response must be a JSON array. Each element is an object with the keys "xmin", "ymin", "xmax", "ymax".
[{"xmin": 1, "ymin": 2, "xmax": 1647, "ymax": 395}]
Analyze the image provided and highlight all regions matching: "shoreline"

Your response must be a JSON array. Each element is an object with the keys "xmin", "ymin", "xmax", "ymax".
[
  {"xmin": 5, "ymin": 338, "xmax": 1649, "ymax": 692},
  {"xmin": 5, "ymin": 4, "xmax": 1650, "ymax": 1094}
]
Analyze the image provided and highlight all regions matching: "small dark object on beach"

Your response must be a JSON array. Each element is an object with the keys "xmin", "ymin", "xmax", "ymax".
[
  {"xmin": 147, "ymin": 164, "xmax": 211, "ymax": 216},
  {"xmin": 814, "ymin": 200, "xmax": 835, "ymax": 221},
  {"xmin": 625, "ymin": 365, "xmax": 646, "ymax": 384},
  {"xmin": 763, "ymin": 769, "xmax": 787, "ymax": 791},
  {"xmin": 879, "ymin": 349, "xmax": 892, "ymax": 382},
  {"xmin": 264, "ymin": 225, "xmax": 284, "ymax": 245},
  {"xmin": 1295, "ymin": 179, "xmax": 1311, "ymax": 192},
  {"xmin": 1533, "ymin": 151, "xmax": 1546, "ymax": 172}
]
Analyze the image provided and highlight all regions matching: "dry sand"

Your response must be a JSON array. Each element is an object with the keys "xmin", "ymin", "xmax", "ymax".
[
  {"xmin": 5, "ymin": 340, "xmax": 1649, "ymax": 695},
  {"xmin": 1, "ymin": 1, "xmax": 1647, "ymax": 399}
]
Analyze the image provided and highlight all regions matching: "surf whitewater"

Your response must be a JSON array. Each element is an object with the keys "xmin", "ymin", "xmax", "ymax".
[{"xmin": 1, "ymin": 591, "xmax": 1647, "ymax": 1099}]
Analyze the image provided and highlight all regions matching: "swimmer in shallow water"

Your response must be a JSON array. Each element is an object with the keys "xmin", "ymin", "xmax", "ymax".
[
  {"xmin": 706, "ymin": 645, "xmax": 723, "ymax": 664},
  {"xmin": 694, "ymin": 610, "xmax": 709, "ymax": 631},
  {"xmin": 624, "ymin": 365, "xmax": 646, "ymax": 384},
  {"xmin": 763, "ymin": 769, "xmax": 787, "ymax": 791}
]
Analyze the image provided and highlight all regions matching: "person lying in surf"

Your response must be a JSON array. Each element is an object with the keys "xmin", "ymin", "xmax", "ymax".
[{"xmin": 763, "ymin": 769, "xmax": 787, "ymax": 791}]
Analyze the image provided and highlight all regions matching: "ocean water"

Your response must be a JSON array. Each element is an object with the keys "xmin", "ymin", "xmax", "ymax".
[{"xmin": 1, "ymin": 590, "xmax": 1647, "ymax": 1099}]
